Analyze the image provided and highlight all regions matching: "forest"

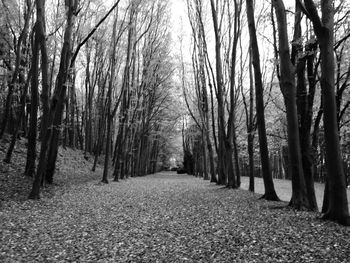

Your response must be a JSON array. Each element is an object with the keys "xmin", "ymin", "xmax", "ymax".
[
  {"xmin": 1, "ymin": 0, "xmax": 350, "ymax": 245},
  {"xmin": 1, "ymin": 0, "xmax": 350, "ymax": 261}
]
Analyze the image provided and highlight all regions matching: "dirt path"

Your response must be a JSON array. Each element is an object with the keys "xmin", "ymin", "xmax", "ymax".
[{"xmin": 1, "ymin": 172, "xmax": 349, "ymax": 262}]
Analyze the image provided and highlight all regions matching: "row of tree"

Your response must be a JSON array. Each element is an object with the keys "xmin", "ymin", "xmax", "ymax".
[
  {"xmin": 0, "ymin": 0, "xmax": 179, "ymax": 198},
  {"xmin": 181, "ymin": 0, "xmax": 350, "ymax": 226}
]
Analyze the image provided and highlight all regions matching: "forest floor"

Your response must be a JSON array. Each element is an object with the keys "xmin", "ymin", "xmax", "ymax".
[
  {"xmin": 0, "ymin": 133, "xmax": 103, "ymax": 204},
  {"xmin": 240, "ymin": 177, "xmax": 350, "ymax": 211},
  {"xmin": 1, "ymin": 137, "xmax": 350, "ymax": 262}
]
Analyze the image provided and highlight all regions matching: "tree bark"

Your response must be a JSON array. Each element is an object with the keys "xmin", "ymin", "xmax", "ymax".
[
  {"xmin": 248, "ymin": 49, "xmax": 255, "ymax": 192},
  {"xmin": 29, "ymin": 0, "xmax": 78, "ymax": 199},
  {"xmin": 113, "ymin": 3, "xmax": 134, "ymax": 181},
  {"xmin": 247, "ymin": 0, "xmax": 279, "ymax": 200},
  {"xmin": 303, "ymin": 0, "xmax": 350, "ymax": 225},
  {"xmin": 102, "ymin": 11, "xmax": 120, "ymax": 184},
  {"xmin": 273, "ymin": 0, "xmax": 310, "ymax": 210},
  {"xmin": 24, "ymin": 22, "xmax": 40, "ymax": 178},
  {"xmin": 209, "ymin": 0, "xmax": 230, "ymax": 186}
]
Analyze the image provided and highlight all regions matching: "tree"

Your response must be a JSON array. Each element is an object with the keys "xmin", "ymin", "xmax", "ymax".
[
  {"xmin": 246, "ymin": 0, "xmax": 279, "ymax": 200},
  {"xmin": 113, "ymin": 0, "xmax": 136, "ymax": 181},
  {"xmin": 209, "ymin": 0, "xmax": 236, "ymax": 187},
  {"xmin": 29, "ymin": 0, "xmax": 79, "ymax": 199},
  {"xmin": 112, "ymin": 0, "xmax": 175, "ymax": 180},
  {"xmin": 28, "ymin": 0, "xmax": 123, "ymax": 198},
  {"xmin": 272, "ymin": 0, "xmax": 312, "ymax": 209},
  {"xmin": 185, "ymin": 0, "xmax": 216, "ymax": 181},
  {"xmin": 300, "ymin": 0, "xmax": 350, "ymax": 225},
  {"xmin": 241, "ymin": 46, "xmax": 256, "ymax": 192},
  {"xmin": 0, "ymin": 0, "xmax": 33, "ymax": 139},
  {"xmin": 3, "ymin": 0, "xmax": 35, "ymax": 164},
  {"xmin": 292, "ymin": 4, "xmax": 318, "ymax": 211},
  {"xmin": 101, "ymin": 5, "xmax": 127, "ymax": 183},
  {"xmin": 25, "ymin": 0, "xmax": 40, "ymax": 178}
]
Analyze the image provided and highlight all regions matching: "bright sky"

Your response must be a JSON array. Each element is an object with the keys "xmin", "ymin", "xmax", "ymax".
[
  {"xmin": 169, "ymin": 0, "xmax": 188, "ymax": 31},
  {"xmin": 169, "ymin": 0, "xmax": 192, "ymax": 55}
]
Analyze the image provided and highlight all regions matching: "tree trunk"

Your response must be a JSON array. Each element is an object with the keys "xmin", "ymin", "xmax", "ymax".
[
  {"xmin": 209, "ymin": 0, "xmax": 229, "ymax": 186},
  {"xmin": 92, "ymin": 85, "xmax": 107, "ymax": 172},
  {"xmin": 102, "ymin": 11, "xmax": 120, "ymax": 184},
  {"xmin": 247, "ymin": 0, "xmax": 279, "ymax": 200},
  {"xmin": 201, "ymin": 130, "xmax": 209, "ymax": 180},
  {"xmin": 102, "ymin": 114, "xmax": 112, "ymax": 184},
  {"xmin": 303, "ymin": 0, "xmax": 350, "ymax": 225},
  {"xmin": 296, "ymin": 55, "xmax": 317, "ymax": 210},
  {"xmin": 273, "ymin": 0, "xmax": 309, "ymax": 209},
  {"xmin": 24, "ymin": 22, "xmax": 40, "ymax": 178},
  {"xmin": 29, "ymin": 0, "xmax": 78, "ymax": 199},
  {"xmin": 233, "ymin": 129, "xmax": 241, "ymax": 187},
  {"xmin": 320, "ymin": 10, "xmax": 350, "ymax": 224},
  {"xmin": 4, "ymin": 69, "xmax": 32, "ymax": 164},
  {"xmin": 206, "ymin": 128, "xmax": 216, "ymax": 183},
  {"xmin": 68, "ymin": 71, "xmax": 76, "ymax": 148},
  {"xmin": 113, "ymin": 4, "xmax": 134, "ymax": 181},
  {"xmin": 248, "ymin": 50, "xmax": 255, "ymax": 192}
]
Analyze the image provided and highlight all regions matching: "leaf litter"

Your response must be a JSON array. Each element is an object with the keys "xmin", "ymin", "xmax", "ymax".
[
  {"xmin": 1, "ymin": 171, "xmax": 350, "ymax": 262},
  {"xmin": 1, "ymin": 137, "xmax": 350, "ymax": 262}
]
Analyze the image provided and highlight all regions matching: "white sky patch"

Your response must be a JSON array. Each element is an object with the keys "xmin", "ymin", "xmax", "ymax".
[{"xmin": 168, "ymin": 0, "xmax": 192, "ymax": 58}]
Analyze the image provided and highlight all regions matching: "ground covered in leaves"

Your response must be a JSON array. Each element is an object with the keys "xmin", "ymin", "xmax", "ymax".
[
  {"xmin": 240, "ymin": 177, "xmax": 350, "ymax": 211},
  {"xmin": 1, "ymin": 170, "xmax": 350, "ymax": 262},
  {"xmin": 0, "ymin": 134, "xmax": 102, "ymax": 204},
  {"xmin": 1, "ymin": 137, "xmax": 350, "ymax": 262}
]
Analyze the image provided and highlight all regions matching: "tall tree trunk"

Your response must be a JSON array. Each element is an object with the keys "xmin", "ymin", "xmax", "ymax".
[
  {"xmin": 29, "ymin": 0, "xmax": 78, "ymax": 199},
  {"xmin": 247, "ymin": 0, "xmax": 279, "ymax": 200},
  {"xmin": 92, "ymin": 81, "xmax": 107, "ymax": 172},
  {"xmin": 302, "ymin": 0, "xmax": 350, "ymax": 225},
  {"xmin": 300, "ymin": 40, "xmax": 319, "ymax": 210},
  {"xmin": 84, "ymin": 48, "xmax": 92, "ymax": 155},
  {"xmin": 273, "ymin": 0, "xmax": 310, "ymax": 209},
  {"xmin": 320, "ymin": 5, "xmax": 350, "ymax": 225},
  {"xmin": 247, "ymin": 49, "xmax": 255, "ymax": 192},
  {"xmin": 68, "ymin": 71, "xmax": 76, "ymax": 148},
  {"xmin": 194, "ymin": 0, "xmax": 213, "ymax": 181},
  {"xmin": 102, "ymin": 12, "xmax": 120, "ymax": 184},
  {"xmin": 25, "ymin": 0, "xmax": 49, "ymax": 183},
  {"xmin": 209, "ymin": 0, "xmax": 229, "ymax": 186},
  {"xmin": 24, "ymin": 22, "xmax": 40, "ymax": 178},
  {"xmin": 295, "ymin": 41, "xmax": 318, "ymax": 210},
  {"xmin": 113, "ymin": 4, "xmax": 134, "ymax": 181},
  {"xmin": 226, "ymin": 0, "xmax": 242, "ymax": 189},
  {"xmin": 44, "ymin": 0, "xmax": 79, "ymax": 185}
]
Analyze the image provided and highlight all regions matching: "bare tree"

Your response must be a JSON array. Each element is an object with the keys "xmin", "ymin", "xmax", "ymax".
[
  {"xmin": 29, "ymin": 0, "xmax": 79, "ymax": 199},
  {"xmin": 300, "ymin": 0, "xmax": 350, "ymax": 225},
  {"xmin": 272, "ymin": 0, "xmax": 311, "ymax": 208},
  {"xmin": 247, "ymin": 0, "xmax": 279, "ymax": 200}
]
